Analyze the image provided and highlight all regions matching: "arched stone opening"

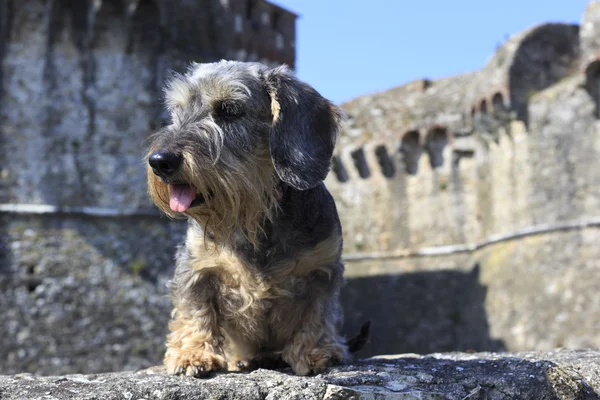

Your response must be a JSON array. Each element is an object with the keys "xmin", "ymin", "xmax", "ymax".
[
  {"xmin": 400, "ymin": 130, "xmax": 422, "ymax": 175},
  {"xmin": 492, "ymin": 92, "xmax": 507, "ymax": 113},
  {"xmin": 585, "ymin": 61, "xmax": 600, "ymax": 118},
  {"xmin": 351, "ymin": 148, "xmax": 370, "ymax": 179},
  {"xmin": 426, "ymin": 127, "xmax": 448, "ymax": 169},
  {"xmin": 509, "ymin": 24, "xmax": 580, "ymax": 125},
  {"xmin": 331, "ymin": 155, "xmax": 349, "ymax": 183},
  {"xmin": 374, "ymin": 145, "xmax": 395, "ymax": 178},
  {"xmin": 480, "ymin": 99, "xmax": 488, "ymax": 115}
]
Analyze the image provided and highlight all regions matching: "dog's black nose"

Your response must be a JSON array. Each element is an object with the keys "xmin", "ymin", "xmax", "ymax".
[{"xmin": 149, "ymin": 151, "xmax": 182, "ymax": 177}]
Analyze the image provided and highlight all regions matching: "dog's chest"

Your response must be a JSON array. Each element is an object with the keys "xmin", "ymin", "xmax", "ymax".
[
  {"xmin": 184, "ymin": 234, "xmax": 340, "ymax": 349},
  {"xmin": 188, "ymin": 246, "xmax": 282, "ymax": 308},
  {"xmin": 189, "ymin": 247, "xmax": 322, "ymax": 314}
]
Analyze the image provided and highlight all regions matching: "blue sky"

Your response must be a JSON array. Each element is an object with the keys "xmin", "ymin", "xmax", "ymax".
[{"xmin": 273, "ymin": 0, "xmax": 589, "ymax": 104}]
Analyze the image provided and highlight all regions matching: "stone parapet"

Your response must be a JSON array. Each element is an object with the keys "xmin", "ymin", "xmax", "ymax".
[{"xmin": 1, "ymin": 350, "xmax": 598, "ymax": 399}]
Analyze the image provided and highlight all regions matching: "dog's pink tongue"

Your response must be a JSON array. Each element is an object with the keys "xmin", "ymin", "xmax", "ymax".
[{"xmin": 169, "ymin": 184, "xmax": 195, "ymax": 212}]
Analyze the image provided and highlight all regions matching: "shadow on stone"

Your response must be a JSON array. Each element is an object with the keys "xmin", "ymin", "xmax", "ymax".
[{"xmin": 341, "ymin": 263, "xmax": 506, "ymax": 358}]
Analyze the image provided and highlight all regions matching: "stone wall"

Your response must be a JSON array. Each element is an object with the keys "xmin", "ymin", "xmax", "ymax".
[
  {"xmin": 0, "ymin": 0, "xmax": 296, "ymax": 208},
  {"xmin": 0, "ymin": 213, "xmax": 185, "ymax": 375},
  {"xmin": 327, "ymin": 0, "xmax": 600, "ymax": 359},
  {"xmin": 2, "ymin": 350, "xmax": 599, "ymax": 400}
]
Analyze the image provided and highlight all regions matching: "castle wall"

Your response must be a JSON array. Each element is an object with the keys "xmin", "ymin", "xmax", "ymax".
[
  {"xmin": 0, "ymin": 0, "xmax": 296, "ymax": 207},
  {"xmin": 332, "ymin": 58, "xmax": 600, "ymax": 357},
  {"xmin": 1, "ymin": 1, "xmax": 178, "ymax": 208},
  {"xmin": 475, "ymin": 122, "xmax": 533, "ymax": 237},
  {"xmin": 327, "ymin": 132, "xmax": 484, "ymax": 253},
  {"xmin": 528, "ymin": 74, "xmax": 600, "ymax": 224}
]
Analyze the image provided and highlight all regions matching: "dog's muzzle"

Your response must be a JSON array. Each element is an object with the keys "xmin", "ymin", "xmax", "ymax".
[{"xmin": 149, "ymin": 150, "xmax": 205, "ymax": 213}]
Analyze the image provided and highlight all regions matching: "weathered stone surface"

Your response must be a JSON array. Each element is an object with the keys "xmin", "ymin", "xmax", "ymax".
[
  {"xmin": 580, "ymin": 1, "xmax": 600, "ymax": 66},
  {"xmin": 0, "ymin": 0, "xmax": 296, "ymax": 206},
  {"xmin": 0, "ymin": 214, "xmax": 185, "ymax": 375},
  {"xmin": 1, "ymin": 350, "xmax": 599, "ymax": 400}
]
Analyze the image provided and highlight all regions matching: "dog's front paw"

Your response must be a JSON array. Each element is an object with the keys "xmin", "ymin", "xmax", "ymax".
[
  {"xmin": 284, "ymin": 342, "xmax": 348, "ymax": 376},
  {"xmin": 165, "ymin": 347, "xmax": 226, "ymax": 378},
  {"xmin": 226, "ymin": 359, "xmax": 256, "ymax": 372}
]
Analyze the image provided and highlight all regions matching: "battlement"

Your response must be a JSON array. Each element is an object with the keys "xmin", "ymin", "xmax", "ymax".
[
  {"xmin": 325, "ymin": 2, "xmax": 600, "ymax": 256},
  {"xmin": 328, "ymin": 16, "xmax": 600, "ymax": 185}
]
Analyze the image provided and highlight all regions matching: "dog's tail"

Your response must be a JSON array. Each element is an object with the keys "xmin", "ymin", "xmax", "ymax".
[{"xmin": 347, "ymin": 321, "xmax": 371, "ymax": 353}]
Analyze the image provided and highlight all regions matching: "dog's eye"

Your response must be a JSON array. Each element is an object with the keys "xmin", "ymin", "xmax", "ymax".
[{"xmin": 220, "ymin": 101, "xmax": 243, "ymax": 118}]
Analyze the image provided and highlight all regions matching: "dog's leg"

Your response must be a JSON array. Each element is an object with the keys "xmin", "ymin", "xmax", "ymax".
[
  {"xmin": 221, "ymin": 325, "xmax": 261, "ymax": 372},
  {"xmin": 281, "ymin": 300, "xmax": 350, "ymax": 376},
  {"xmin": 163, "ymin": 304, "xmax": 226, "ymax": 377}
]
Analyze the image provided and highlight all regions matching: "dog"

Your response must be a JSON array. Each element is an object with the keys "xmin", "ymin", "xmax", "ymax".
[{"xmin": 146, "ymin": 60, "xmax": 369, "ymax": 377}]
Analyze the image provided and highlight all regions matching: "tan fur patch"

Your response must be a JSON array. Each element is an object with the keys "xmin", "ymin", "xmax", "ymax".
[
  {"xmin": 268, "ymin": 87, "xmax": 281, "ymax": 123},
  {"xmin": 280, "ymin": 296, "xmax": 348, "ymax": 376},
  {"xmin": 164, "ymin": 302, "xmax": 227, "ymax": 376},
  {"xmin": 292, "ymin": 233, "xmax": 342, "ymax": 279}
]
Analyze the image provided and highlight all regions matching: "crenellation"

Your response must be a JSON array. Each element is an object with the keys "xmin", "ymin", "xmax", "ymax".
[
  {"xmin": 331, "ymin": 155, "xmax": 349, "ymax": 183},
  {"xmin": 400, "ymin": 129, "xmax": 423, "ymax": 175},
  {"xmin": 479, "ymin": 98, "xmax": 488, "ymax": 115},
  {"xmin": 350, "ymin": 147, "xmax": 371, "ymax": 179},
  {"xmin": 425, "ymin": 126, "xmax": 449, "ymax": 169},
  {"xmin": 584, "ymin": 59, "xmax": 600, "ymax": 118},
  {"xmin": 491, "ymin": 91, "xmax": 507, "ymax": 112},
  {"xmin": 374, "ymin": 145, "xmax": 396, "ymax": 178},
  {"xmin": 227, "ymin": 0, "xmax": 296, "ymax": 69},
  {"xmin": 328, "ymin": 125, "xmax": 458, "ymax": 184}
]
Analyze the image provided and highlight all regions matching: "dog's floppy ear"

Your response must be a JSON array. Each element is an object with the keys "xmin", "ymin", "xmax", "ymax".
[{"xmin": 264, "ymin": 65, "xmax": 343, "ymax": 190}]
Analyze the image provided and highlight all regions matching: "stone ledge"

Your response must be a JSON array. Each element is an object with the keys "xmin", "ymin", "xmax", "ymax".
[{"xmin": 1, "ymin": 350, "xmax": 599, "ymax": 400}]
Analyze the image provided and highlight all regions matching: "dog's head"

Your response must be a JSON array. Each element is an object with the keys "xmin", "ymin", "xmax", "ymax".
[{"xmin": 146, "ymin": 60, "xmax": 343, "ymax": 244}]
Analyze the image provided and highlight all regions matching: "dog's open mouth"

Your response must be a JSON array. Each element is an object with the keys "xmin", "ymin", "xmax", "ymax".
[{"xmin": 169, "ymin": 184, "xmax": 205, "ymax": 212}]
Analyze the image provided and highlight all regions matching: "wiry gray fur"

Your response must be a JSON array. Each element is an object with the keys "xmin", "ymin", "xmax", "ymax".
[{"xmin": 146, "ymin": 60, "xmax": 368, "ymax": 377}]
